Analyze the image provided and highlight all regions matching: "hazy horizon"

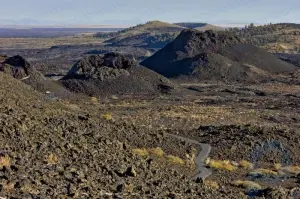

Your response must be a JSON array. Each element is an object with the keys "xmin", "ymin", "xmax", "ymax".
[{"xmin": 1, "ymin": 0, "xmax": 300, "ymax": 26}]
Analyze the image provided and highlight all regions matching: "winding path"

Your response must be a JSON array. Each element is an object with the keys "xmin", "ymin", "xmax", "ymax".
[{"xmin": 166, "ymin": 133, "xmax": 212, "ymax": 180}]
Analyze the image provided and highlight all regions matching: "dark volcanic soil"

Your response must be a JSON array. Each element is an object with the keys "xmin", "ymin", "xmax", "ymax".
[{"xmin": 141, "ymin": 29, "xmax": 297, "ymax": 82}]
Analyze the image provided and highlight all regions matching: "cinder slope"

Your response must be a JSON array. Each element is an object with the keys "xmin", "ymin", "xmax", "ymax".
[
  {"xmin": 141, "ymin": 29, "xmax": 297, "ymax": 82},
  {"xmin": 61, "ymin": 52, "xmax": 175, "ymax": 96}
]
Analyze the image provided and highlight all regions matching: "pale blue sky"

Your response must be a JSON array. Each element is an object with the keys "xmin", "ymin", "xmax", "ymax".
[{"xmin": 1, "ymin": 0, "xmax": 300, "ymax": 25}]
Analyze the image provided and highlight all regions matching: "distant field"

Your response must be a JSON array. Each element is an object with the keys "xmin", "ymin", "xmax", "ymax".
[
  {"xmin": 0, "ymin": 27, "xmax": 124, "ymax": 38},
  {"xmin": 0, "ymin": 36, "xmax": 105, "ymax": 49}
]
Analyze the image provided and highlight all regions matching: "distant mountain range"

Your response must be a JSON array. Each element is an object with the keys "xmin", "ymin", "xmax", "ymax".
[
  {"xmin": 0, "ymin": 19, "xmax": 128, "ymax": 28},
  {"xmin": 0, "ymin": 18, "xmax": 250, "ymax": 29},
  {"xmin": 0, "ymin": 18, "xmax": 57, "ymax": 26}
]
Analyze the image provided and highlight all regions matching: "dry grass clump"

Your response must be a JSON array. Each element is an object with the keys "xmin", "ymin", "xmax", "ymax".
[
  {"xmin": 124, "ymin": 183, "xmax": 134, "ymax": 193},
  {"xmin": 239, "ymin": 160, "xmax": 254, "ymax": 169},
  {"xmin": 233, "ymin": 180, "xmax": 262, "ymax": 190},
  {"xmin": 204, "ymin": 180, "xmax": 219, "ymax": 190},
  {"xmin": 0, "ymin": 155, "xmax": 11, "ymax": 169},
  {"xmin": 206, "ymin": 159, "xmax": 238, "ymax": 171},
  {"xmin": 132, "ymin": 148, "xmax": 149, "ymax": 157},
  {"xmin": 132, "ymin": 148, "xmax": 186, "ymax": 166},
  {"xmin": 185, "ymin": 148, "xmax": 197, "ymax": 168},
  {"xmin": 2, "ymin": 182, "xmax": 15, "ymax": 193},
  {"xmin": 166, "ymin": 155, "xmax": 185, "ymax": 165},
  {"xmin": 91, "ymin": 97, "xmax": 98, "ymax": 103},
  {"xmin": 149, "ymin": 147, "xmax": 165, "ymax": 157},
  {"xmin": 102, "ymin": 113, "xmax": 113, "ymax": 120},
  {"xmin": 46, "ymin": 153, "xmax": 58, "ymax": 165},
  {"xmin": 274, "ymin": 163, "xmax": 282, "ymax": 171},
  {"xmin": 111, "ymin": 95, "xmax": 118, "ymax": 100},
  {"xmin": 21, "ymin": 184, "xmax": 40, "ymax": 195},
  {"xmin": 280, "ymin": 166, "xmax": 300, "ymax": 175},
  {"xmin": 249, "ymin": 168, "xmax": 278, "ymax": 177}
]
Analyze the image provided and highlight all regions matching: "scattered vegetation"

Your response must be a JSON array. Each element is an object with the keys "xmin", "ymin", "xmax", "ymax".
[
  {"xmin": 233, "ymin": 180, "xmax": 262, "ymax": 190},
  {"xmin": 132, "ymin": 148, "xmax": 186, "ymax": 166},
  {"xmin": 280, "ymin": 166, "xmax": 300, "ymax": 175},
  {"xmin": 46, "ymin": 153, "xmax": 58, "ymax": 165},
  {"xmin": 110, "ymin": 95, "xmax": 118, "ymax": 100},
  {"xmin": 124, "ymin": 183, "xmax": 135, "ymax": 194},
  {"xmin": 248, "ymin": 168, "xmax": 278, "ymax": 177},
  {"xmin": 227, "ymin": 23, "xmax": 300, "ymax": 53},
  {"xmin": 2, "ymin": 182, "xmax": 15, "ymax": 193},
  {"xmin": 0, "ymin": 155, "xmax": 11, "ymax": 169},
  {"xmin": 91, "ymin": 97, "xmax": 98, "ymax": 103},
  {"xmin": 204, "ymin": 180, "xmax": 219, "ymax": 190},
  {"xmin": 102, "ymin": 113, "xmax": 113, "ymax": 120},
  {"xmin": 274, "ymin": 163, "xmax": 282, "ymax": 171},
  {"xmin": 206, "ymin": 159, "xmax": 238, "ymax": 171},
  {"xmin": 132, "ymin": 148, "xmax": 149, "ymax": 157},
  {"xmin": 166, "ymin": 155, "xmax": 185, "ymax": 165},
  {"xmin": 149, "ymin": 147, "xmax": 165, "ymax": 157},
  {"xmin": 21, "ymin": 184, "xmax": 40, "ymax": 195},
  {"xmin": 185, "ymin": 147, "xmax": 197, "ymax": 169},
  {"xmin": 239, "ymin": 160, "xmax": 254, "ymax": 169}
]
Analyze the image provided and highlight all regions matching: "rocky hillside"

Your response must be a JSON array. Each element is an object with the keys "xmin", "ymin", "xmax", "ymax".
[
  {"xmin": 99, "ymin": 21, "xmax": 183, "ymax": 41},
  {"xmin": 141, "ymin": 29, "xmax": 296, "ymax": 82},
  {"xmin": 61, "ymin": 52, "xmax": 174, "ymax": 96},
  {"xmin": 0, "ymin": 55, "xmax": 32, "ymax": 79},
  {"xmin": 106, "ymin": 32, "xmax": 179, "ymax": 48},
  {"xmin": 0, "ymin": 55, "xmax": 72, "ymax": 98},
  {"xmin": 96, "ymin": 21, "xmax": 184, "ymax": 48},
  {"xmin": 228, "ymin": 23, "xmax": 300, "ymax": 53},
  {"xmin": 0, "ymin": 72, "xmax": 228, "ymax": 198}
]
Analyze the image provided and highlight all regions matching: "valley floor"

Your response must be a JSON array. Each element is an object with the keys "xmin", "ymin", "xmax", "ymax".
[{"xmin": 20, "ymin": 78, "xmax": 300, "ymax": 198}]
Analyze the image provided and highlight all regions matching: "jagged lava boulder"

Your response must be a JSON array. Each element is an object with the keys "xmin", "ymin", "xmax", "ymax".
[
  {"xmin": 0, "ymin": 55, "xmax": 73, "ymax": 98},
  {"xmin": 66, "ymin": 52, "xmax": 134, "ymax": 81},
  {"xmin": 0, "ymin": 55, "xmax": 33, "ymax": 79}
]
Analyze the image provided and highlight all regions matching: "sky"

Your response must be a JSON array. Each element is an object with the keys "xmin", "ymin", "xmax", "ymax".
[{"xmin": 0, "ymin": 0, "xmax": 300, "ymax": 26}]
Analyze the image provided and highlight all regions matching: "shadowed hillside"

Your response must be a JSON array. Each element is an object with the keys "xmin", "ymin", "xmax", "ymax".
[
  {"xmin": 61, "ymin": 52, "xmax": 175, "ymax": 96},
  {"xmin": 141, "ymin": 29, "xmax": 296, "ymax": 82}
]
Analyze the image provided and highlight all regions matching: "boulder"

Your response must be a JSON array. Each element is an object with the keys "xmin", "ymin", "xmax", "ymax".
[{"xmin": 0, "ymin": 55, "xmax": 32, "ymax": 79}]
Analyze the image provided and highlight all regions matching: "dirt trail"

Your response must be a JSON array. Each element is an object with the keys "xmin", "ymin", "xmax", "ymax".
[{"xmin": 166, "ymin": 133, "xmax": 212, "ymax": 180}]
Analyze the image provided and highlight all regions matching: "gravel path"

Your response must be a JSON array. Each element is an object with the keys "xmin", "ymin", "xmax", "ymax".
[{"xmin": 166, "ymin": 133, "xmax": 212, "ymax": 180}]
